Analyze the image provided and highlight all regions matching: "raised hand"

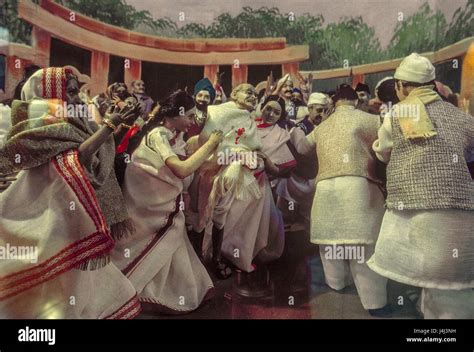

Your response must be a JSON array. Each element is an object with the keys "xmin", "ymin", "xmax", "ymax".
[
  {"xmin": 296, "ymin": 71, "xmax": 313, "ymax": 93},
  {"xmin": 214, "ymin": 71, "xmax": 225, "ymax": 86},
  {"xmin": 271, "ymin": 73, "xmax": 290, "ymax": 96},
  {"xmin": 264, "ymin": 71, "xmax": 275, "ymax": 97},
  {"xmin": 118, "ymin": 100, "xmax": 142, "ymax": 125}
]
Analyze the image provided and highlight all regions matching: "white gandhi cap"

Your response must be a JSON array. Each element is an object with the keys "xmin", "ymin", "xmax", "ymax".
[
  {"xmin": 394, "ymin": 53, "xmax": 436, "ymax": 84},
  {"xmin": 308, "ymin": 92, "xmax": 330, "ymax": 106}
]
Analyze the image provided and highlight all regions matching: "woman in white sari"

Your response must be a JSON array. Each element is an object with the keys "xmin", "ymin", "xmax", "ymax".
[
  {"xmin": 255, "ymin": 95, "xmax": 297, "ymax": 190},
  {"xmin": 112, "ymin": 90, "xmax": 222, "ymax": 314}
]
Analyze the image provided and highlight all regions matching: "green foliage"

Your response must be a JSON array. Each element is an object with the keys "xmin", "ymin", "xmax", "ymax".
[
  {"xmin": 56, "ymin": 0, "xmax": 177, "ymax": 32},
  {"xmin": 387, "ymin": 3, "xmax": 447, "ymax": 57},
  {"xmin": 1, "ymin": 0, "xmax": 36, "ymax": 44},
  {"xmin": 443, "ymin": 0, "xmax": 474, "ymax": 46},
  {"xmin": 318, "ymin": 16, "xmax": 384, "ymax": 69},
  {"xmin": 177, "ymin": 6, "xmax": 324, "ymax": 42}
]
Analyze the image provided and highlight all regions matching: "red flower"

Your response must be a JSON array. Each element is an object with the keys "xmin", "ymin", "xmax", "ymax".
[{"xmin": 235, "ymin": 127, "xmax": 245, "ymax": 144}]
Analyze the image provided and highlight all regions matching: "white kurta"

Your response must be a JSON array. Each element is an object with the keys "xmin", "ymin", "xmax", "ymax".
[
  {"xmin": 293, "ymin": 110, "xmax": 388, "ymax": 309},
  {"xmin": 311, "ymin": 176, "xmax": 385, "ymax": 244},
  {"xmin": 222, "ymin": 171, "xmax": 285, "ymax": 271},
  {"xmin": 112, "ymin": 126, "xmax": 213, "ymax": 313}
]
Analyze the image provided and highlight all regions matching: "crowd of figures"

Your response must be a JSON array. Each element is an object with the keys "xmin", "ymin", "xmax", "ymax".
[{"xmin": 0, "ymin": 52, "xmax": 472, "ymax": 319}]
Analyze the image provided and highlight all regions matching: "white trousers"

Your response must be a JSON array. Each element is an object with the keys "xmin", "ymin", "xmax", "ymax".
[{"xmin": 319, "ymin": 244, "xmax": 388, "ymax": 310}]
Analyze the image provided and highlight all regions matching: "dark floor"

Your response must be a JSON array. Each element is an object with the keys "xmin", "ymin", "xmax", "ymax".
[{"xmin": 138, "ymin": 229, "xmax": 421, "ymax": 320}]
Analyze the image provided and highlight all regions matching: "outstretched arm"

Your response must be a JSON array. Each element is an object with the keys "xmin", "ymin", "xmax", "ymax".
[
  {"xmin": 166, "ymin": 130, "xmax": 223, "ymax": 179},
  {"xmin": 78, "ymin": 103, "xmax": 140, "ymax": 165},
  {"xmin": 290, "ymin": 126, "xmax": 316, "ymax": 155}
]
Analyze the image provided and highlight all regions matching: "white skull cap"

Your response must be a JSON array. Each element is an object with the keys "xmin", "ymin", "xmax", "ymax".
[
  {"xmin": 394, "ymin": 53, "xmax": 435, "ymax": 84},
  {"xmin": 308, "ymin": 92, "xmax": 330, "ymax": 106}
]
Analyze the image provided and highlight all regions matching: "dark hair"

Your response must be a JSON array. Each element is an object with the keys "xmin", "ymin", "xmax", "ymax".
[
  {"xmin": 377, "ymin": 79, "xmax": 399, "ymax": 104},
  {"xmin": 332, "ymin": 84, "xmax": 358, "ymax": 103},
  {"xmin": 395, "ymin": 79, "xmax": 425, "ymax": 88},
  {"xmin": 355, "ymin": 82, "xmax": 371, "ymax": 94},
  {"xmin": 155, "ymin": 90, "xmax": 195, "ymax": 120},
  {"xmin": 395, "ymin": 79, "xmax": 449, "ymax": 102},
  {"xmin": 292, "ymin": 97, "xmax": 306, "ymax": 108},
  {"xmin": 127, "ymin": 90, "xmax": 195, "ymax": 155},
  {"xmin": 262, "ymin": 94, "xmax": 286, "ymax": 121},
  {"xmin": 325, "ymin": 90, "xmax": 336, "ymax": 98}
]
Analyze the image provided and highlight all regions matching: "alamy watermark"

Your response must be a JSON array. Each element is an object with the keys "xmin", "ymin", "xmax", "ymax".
[
  {"xmin": 216, "ymin": 149, "xmax": 259, "ymax": 169},
  {"xmin": 54, "ymin": 102, "xmax": 96, "ymax": 121},
  {"xmin": 18, "ymin": 326, "xmax": 55, "ymax": 345},
  {"xmin": 0, "ymin": 243, "xmax": 38, "ymax": 263},
  {"xmin": 380, "ymin": 102, "xmax": 421, "ymax": 121},
  {"xmin": 324, "ymin": 244, "xmax": 365, "ymax": 264}
]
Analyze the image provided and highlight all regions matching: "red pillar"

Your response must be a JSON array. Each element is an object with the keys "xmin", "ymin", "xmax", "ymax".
[
  {"xmin": 31, "ymin": 27, "xmax": 51, "ymax": 68},
  {"xmin": 351, "ymin": 74, "xmax": 365, "ymax": 89},
  {"xmin": 232, "ymin": 64, "xmax": 248, "ymax": 89},
  {"xmin": 282, "ymin": 62, "xmax": 299, "ymax": 83},
  {"xmin": 90, "ymin": 51, "xmax": 109, "ymax": 96},
  {"xmin": 204, "ymin": 65, "xmax": 219, "ymax": 82}
]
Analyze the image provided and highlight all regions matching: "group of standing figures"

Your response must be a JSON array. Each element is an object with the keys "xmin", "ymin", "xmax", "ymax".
[{"xmin": 0, "ymin": 52, "xmax": 472, "ymax": 319}]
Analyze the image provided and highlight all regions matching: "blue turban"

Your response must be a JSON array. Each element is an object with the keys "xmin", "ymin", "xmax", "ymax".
[{"xmin": 194, "ymin": 78, "xmax": 216, "ymax": 103}]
